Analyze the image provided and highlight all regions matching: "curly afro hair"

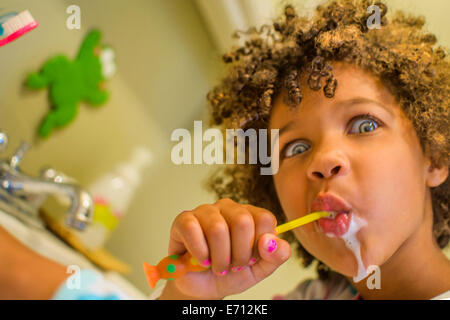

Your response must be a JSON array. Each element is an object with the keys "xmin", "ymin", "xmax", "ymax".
[{"xmin": 204, "ymin": 0, "xmax": 449, "ymax": 280}]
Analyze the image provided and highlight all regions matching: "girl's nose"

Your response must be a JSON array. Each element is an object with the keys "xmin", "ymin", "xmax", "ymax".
[{"xmin": 306, "ymin": 150, "xmax": 349, "ymax": 180}]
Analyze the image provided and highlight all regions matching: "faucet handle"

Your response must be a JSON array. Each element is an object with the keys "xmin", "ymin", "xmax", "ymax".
[
  {"xmin": 40, "ymin": 166, "xmax": 78, "ymax": 184},
  {"xmin": 10, "ymin": 141, "xmax": 30, "ymax": 169}
]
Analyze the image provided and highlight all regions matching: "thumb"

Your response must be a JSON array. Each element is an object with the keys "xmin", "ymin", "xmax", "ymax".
[{"xmin": 250, "ymin": 233, "xmax": 291, "ymax": 282}]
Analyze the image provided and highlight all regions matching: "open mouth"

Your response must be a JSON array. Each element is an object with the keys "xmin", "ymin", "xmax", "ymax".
[{"xmin": 311, "ymin": 193, "xmax": 353, "ymax": 237}]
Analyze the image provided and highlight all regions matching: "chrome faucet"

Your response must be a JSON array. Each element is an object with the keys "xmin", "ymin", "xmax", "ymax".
[{"xmin": 0, "ymin": 131, "xmax": 93, "ymax": 230}]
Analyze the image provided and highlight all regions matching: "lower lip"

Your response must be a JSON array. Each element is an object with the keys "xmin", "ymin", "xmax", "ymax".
[{"xmin": 317, "ymin": 212, "xmax": 351, "ymax": 237}]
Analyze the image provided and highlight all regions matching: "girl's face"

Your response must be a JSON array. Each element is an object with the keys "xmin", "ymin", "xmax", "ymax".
[{"xmin": 269, "ymin": 62, "xmax": 436, "ymax": 279}]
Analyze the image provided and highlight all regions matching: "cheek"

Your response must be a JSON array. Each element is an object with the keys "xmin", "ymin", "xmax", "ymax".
[
  {"xmin": 273, "ymin": 163, "xmax": 309, "ymax": 221},
  {"xmin": 360, "ymin": 135, "xmax": 425, "ymax": 215},
  {"xmin": 354, "ymin": 135, "xmax": 426, "ymax": 263}
]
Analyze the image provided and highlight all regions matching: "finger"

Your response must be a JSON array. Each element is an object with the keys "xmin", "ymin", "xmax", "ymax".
[
  {"xmin": 221, "ymin": 206, "xmax": 255, "ymax": 270},
  {"xmin": 250, "ymin": 233, "xmax": 291, "ymax": 282},
  {"xmin": 194, "ymin": 204, "xmax": 231, "ymax": 275},
  {"xmin": 169, "ymin": 211, "xmax": 211, "ymax": 267},
  {"xmin": 243, "ymin": 204, "xmax": 278, "ymax": 262}
]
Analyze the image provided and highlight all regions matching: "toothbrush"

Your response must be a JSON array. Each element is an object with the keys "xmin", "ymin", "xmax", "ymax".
[
  {"xmin": 143, "ymin": 211, "xmax": 331, "ymax": 288},
  {"xmin": 0, "ymin": 10, "xmax": 38, "ymax": 47}
]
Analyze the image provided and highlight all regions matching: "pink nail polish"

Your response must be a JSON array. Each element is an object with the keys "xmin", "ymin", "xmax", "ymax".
[
  {"xmin": 266, "ymin": 239, "xmax": 277, "ymax": 253},
  {"xmin": 218, "ymin": 270, "xmax": 228, "ymax": 276},
  {"xmin": 202, "ymin": 259, "xmax": 211, "ymax": 267},
  {"xmin": 231, "ymin": 266, "xmax": 243, "ymax": 272},
  {"xmin": 248, "ymin": 257, "xmax": 257, "ymax": 266}
]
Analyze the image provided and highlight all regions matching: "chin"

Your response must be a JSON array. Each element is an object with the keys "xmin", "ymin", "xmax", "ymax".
[
  {"xmin": 324, "ymin": 238, "xmax": 377, "ymax": 280},
  {"xmin": 330, "ymin": 251, "xmax": 363, "ymax": 278}
]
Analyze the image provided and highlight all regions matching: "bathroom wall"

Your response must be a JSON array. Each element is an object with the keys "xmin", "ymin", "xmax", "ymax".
[{"xmin": 1, "ymin": 0, "xmax": 449, "ymax": 299}]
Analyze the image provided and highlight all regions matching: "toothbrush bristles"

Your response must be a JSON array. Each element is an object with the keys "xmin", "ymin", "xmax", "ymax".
[{"xmin": 2, "ymin": 11, "xmax": 35, "ymax": 36}]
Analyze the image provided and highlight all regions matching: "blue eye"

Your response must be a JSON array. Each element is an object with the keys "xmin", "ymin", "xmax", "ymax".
[
  {"xmin": 349, "ymin": 117, "xmax": 379, "ymax": 134},
  {"xmin": 284, "ymin": 140, "xmax": 310, "ymax": 158}
]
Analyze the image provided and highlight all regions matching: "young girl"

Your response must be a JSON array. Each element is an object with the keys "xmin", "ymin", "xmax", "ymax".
[
  {"xmin": 157, "ymin": 0, "xmax": 450, "ymax": 300},
  {"xmin": 2, "ymin": 0, "xmax": 447, "ymax": 300}
]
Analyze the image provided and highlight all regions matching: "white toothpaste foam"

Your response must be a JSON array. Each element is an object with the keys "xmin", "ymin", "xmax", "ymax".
[{"xmin": 341, "ymin": 214, "xmax": 368, "ymax": 283}]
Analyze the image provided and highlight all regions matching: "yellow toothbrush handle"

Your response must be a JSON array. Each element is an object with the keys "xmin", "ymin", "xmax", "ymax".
[{"xmin": 275, "ymin": 211, "xmax": 331, "ymax": 235}]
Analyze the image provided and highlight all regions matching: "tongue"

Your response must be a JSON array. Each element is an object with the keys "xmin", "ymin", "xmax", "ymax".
[{"xmin": 318, "ymin": 213, "xmax": 350, "ymax": 237}]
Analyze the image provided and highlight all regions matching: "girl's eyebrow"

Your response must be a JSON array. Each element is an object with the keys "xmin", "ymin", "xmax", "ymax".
[
  {"xmin": 278, "ymin": 97, "xmax": 392, "ymax": 137},
  {"xmin": 334, "ymin": 97, "xmax": 393, "ymax": 116}
]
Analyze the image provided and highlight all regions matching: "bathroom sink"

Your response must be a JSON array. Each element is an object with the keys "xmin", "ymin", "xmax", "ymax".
[{"xmin": 0, "ymin": 208, "xmax": 147, "ymax": 299}]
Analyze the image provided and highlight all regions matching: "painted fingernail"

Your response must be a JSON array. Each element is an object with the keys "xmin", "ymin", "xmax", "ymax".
[
  {"xmin": 266, "ymin": 239, "xmax": 277, "ymax": 253},
  {"xmin": 231, "ymin": 266, "xmax": 244, "ymax": 272},
  {"xmin": 217, "ymin": 270, "xmax": 228, "ymax": 276},
  {"xmin": 248, "ymin": 257, "xmax": 257, "ymax": 266},
  {"xmin": 202, "ymin": 259, "xmax": 211, "ymax": 267}
]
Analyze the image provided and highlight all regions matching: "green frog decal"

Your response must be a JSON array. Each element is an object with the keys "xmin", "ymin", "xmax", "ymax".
[{"xmin": 26, "ymin": 30, "xmax": 116, "ymax": 138}]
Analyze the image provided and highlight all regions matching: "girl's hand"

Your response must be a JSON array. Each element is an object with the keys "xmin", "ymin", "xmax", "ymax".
[{"xmin": 160, "ymin": 198, "xmax": 291, "ymax": 299}]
